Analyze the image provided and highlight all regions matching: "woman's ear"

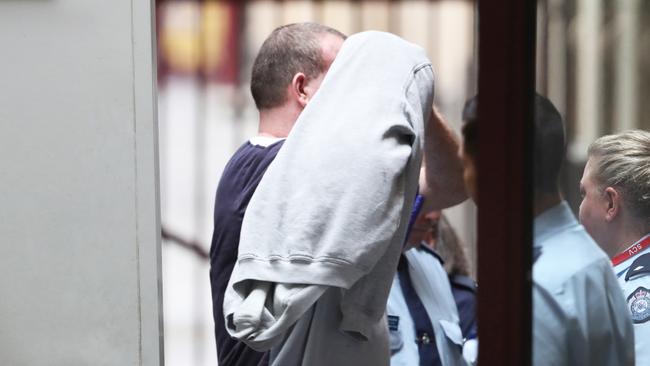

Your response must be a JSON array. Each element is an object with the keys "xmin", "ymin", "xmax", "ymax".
[{"xmin": 604, "ymin": 186, "xmax": 621, "ymax": 222}]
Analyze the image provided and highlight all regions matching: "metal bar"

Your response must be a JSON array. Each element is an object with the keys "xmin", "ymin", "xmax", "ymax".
[
  {"xmin": 161, "ymin": 226, "xmax": 209, "ymax": 260},
  {"xmin": 476, "ymin": 0, "xmax": 536, "ymax": 364}
]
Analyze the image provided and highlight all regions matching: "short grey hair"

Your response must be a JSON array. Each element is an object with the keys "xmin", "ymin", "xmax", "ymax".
[
  {"xmin": 588, "ymin": 129, "xmax": 650, "ymax": 227},
  {"xmin": 250, "ymin": 22, "xmax": 346, "ymax": 110}
]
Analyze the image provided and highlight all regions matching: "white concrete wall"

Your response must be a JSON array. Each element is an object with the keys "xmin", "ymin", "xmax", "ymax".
[{"xmin": 0, "ymin": 1, "xmax": 162, "ymax": 365}]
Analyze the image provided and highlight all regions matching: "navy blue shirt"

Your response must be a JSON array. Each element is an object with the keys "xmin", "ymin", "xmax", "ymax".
[{"xmin": 209, "ymin": 140, "xmax": 284, "ymax": 366}]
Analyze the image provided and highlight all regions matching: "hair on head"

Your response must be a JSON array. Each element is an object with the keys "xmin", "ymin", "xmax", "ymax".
[
  {"xmin": 250, "ymin": 23, "xmax": 346, "ymax": 110},
  {"xmin": 588, "ymin": 130, "xmax": 650, "ymax": 227},
  {"xmin": 533, "ymin": 94, "xmax": 565, "ymax": 194}
]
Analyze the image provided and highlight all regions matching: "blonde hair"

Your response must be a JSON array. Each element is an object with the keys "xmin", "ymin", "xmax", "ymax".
[{"xmin": 588, "ymin": 129, "xmax": 650, "ymax": 228}]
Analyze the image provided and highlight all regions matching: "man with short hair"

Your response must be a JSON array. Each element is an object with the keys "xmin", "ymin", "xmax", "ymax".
[
  {"xmin": 209, "ymin": 22, "xmax": 345, "ymax": 366},
  {"xmin": 579, "ymin": 129, "xmax": 650, "ymax": 363},
  {"xmin": 223, "ymin": 31, "xmax": 466, "ymax": 366},
  {"xmin": 460, "ymin": 94, "xmax": 635, "ymax": 365}
]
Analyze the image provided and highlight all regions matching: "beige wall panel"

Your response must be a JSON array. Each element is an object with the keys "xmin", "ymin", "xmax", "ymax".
[
  {"xmin": 546, "ymin": 0, "xmax": 567, "ymax": 118},
  {"xmin": 246, "ymin": 0, "xmax": 281, "ymax": 53},
  {"xmin": 360, "ymin": 1, "xmax": 390, "ymax": 32},
  {"xmin": 614, "ymin": 0, "xmax": 640, "ymax": 131},
  {"xmin": 281, "ymin": 0, "xmax": 317, "ymax": 24},
  {"xmin": 427, "ymin": 2, "xmax": 443, "ymax": 70},
  {"xmin": 570, "ymin": 0, "xmax": 602, "ymax": 161},
  {"xmin": 396, "ymin": 0, "xmax": 429, "ymax": 49},
  {"xmin": 322, "ymin": 1, "xmax": 357, "ymax": 35},
  {"xmin": 436, "ymin": 2, "xmax": 475, "ymax": 107}
]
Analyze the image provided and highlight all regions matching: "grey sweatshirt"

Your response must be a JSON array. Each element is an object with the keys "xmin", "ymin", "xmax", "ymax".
[{"xmin": 223, "ymin": 31, "xmax": 435, "ymax": 365}]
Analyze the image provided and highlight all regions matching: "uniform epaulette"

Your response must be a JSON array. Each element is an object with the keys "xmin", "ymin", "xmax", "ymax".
[
  {"xmin": 449, "ymin": 274, "xmax": 477, "ymax": 292},
  {"xmin": 625, "ymin": 252, "xmax": 650, "ymax": 281},
  {"xmin": 533, "ymin": 246, "xmax": 542, "ymax": 264}
]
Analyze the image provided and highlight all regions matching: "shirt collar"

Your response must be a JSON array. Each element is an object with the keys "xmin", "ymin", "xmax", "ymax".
[
  {"xmin": 249, "ymin": 135, "xmax": 285, "ymax": 147},
  {"xmin": 533, "ymin": 201, "xmax": 578, "ymax": 246},
  {"xmin": 417, "ymin": 243, "xmax": 444, "ymax": 265},
  {"xmin": 613, "ymin": 233, "xmax": 650, "ymax": 272}
]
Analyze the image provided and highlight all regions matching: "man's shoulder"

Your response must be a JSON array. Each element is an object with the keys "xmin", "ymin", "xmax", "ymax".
[
  {"xmin": 540, "ymin": 221, "xmax": 599, "ymax": 250},
  {"xmin": 535, "ymin": 224, "xmax": 608, "ymax": 276},
  {"xmin": 229, "ymin": 139, "xmax": 284, "ymax": 162},
  {"xmin": 219, "ymin": 139, "xmax": 284, "ymax": 179},
  {"xmin": 534, "ymin": 228, "xmax": 612, "ymax": 296},
  {"xmin": 212, "ymin": 139, "xmax": 285, "ymax": 228},
  {"xmin": 534, "ymin": 256, "xmax": 625, "ymax": 328}
]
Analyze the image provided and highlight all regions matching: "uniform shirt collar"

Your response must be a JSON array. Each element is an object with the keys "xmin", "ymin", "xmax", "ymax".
[
  {"xmin": 533, "ymin": 201, "xmax": 578, "ymax": 246},
  {"xmin": 417, "ymin": 243, "xmax": 444, "ymax": 265},
  {"xmin": 613, "ymin": 233, "xmax": 650, "ymax": 273}
]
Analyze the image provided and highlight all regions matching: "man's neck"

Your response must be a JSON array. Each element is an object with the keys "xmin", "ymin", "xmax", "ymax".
[
  {"xmin": 534, "ymin": 192, "xmax": 563, "ymax": 217},
  {"xmin": 257, "ymin": 105, "xmax": 300, "ymax": 138}
]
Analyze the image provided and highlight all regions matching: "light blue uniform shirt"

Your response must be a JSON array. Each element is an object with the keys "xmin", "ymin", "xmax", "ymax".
[
  {"xmin": 613, "ymin": 233, "xmax": 650, "ymax": 364},
  {"xmin": 387, "ymin": 246, "xmax": 466, "ymax": 366},
  {"xmin": 532, "ymin": 201, "xmax": 635, "ymax": 366}
]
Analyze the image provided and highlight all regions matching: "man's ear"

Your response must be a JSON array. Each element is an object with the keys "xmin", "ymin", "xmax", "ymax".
[
  {"xmin": 290, "ymin": 72, "xmax": 309, "ymax": 108},
  {"xmin": 604, "ymin": 186, "xmax": 621, "ymax": 222}
]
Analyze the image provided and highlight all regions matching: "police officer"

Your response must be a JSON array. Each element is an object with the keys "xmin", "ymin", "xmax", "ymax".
[
  {"xmin": 433, "ymin": 213, "xmax": 477, "ymax": 342},
  {"xmin": 461, "ymin": 94, "xmax": 635, "ymax": 365},
  {"xmin": 579, "ymin": 129, "xmax": 650, "ymax": 363},
  {"xmin": 387, "ymin": 197, "xmax": 470, "ymax": 366}
]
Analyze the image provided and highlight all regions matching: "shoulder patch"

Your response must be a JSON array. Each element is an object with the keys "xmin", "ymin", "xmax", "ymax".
[
  {"xmin": 627, "ymin": 286, "xmax": 650, "ymax": 324},
  {"xmin": 625, "ymin": 253, "xmax": 650, "ymax": 281}
]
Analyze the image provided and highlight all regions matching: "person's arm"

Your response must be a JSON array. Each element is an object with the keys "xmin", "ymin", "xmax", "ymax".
[{"xmin": 419, "ymin": 106, "xmax": 467, "ymax": 211}]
